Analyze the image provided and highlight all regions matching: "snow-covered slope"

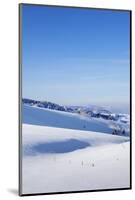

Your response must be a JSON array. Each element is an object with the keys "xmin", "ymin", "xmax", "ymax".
[
  {"xmin": 23, "ymin": 104, "xmax": 115, "ymax": 134},
  {"xmin": 23, "ymin": 124, "xmax": 129, "ymax": 154},
  {"xmin": 22, "ymin": 124, "xmax": 130, "ymax": 194},
  {"xmin": 22, "ymin": 103, "xmax": 130, "ymax": 194}
]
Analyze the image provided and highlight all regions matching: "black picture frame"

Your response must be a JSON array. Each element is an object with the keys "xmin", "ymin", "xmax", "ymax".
[{"xmin": 19, "ymin": 3, "xmax": 132, "ymax": 196}]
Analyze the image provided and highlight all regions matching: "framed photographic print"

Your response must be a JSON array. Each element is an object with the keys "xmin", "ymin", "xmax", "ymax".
[{"xmin": 19, "ymin": 3, "xmax": 132, "ymax": 196}]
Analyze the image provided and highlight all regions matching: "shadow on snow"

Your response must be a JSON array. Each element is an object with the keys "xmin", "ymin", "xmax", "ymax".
[{"xmin": 24, "ymin": 139, "xmax": 90, "ymax": 156}]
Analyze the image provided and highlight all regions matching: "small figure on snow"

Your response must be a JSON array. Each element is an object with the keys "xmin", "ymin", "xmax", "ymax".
[
  {"xmin": 81, "ymin": 161, "xmax": 83, "ymax": 166},
  {"xmin": 112, "ymin": 129, "xmax": 117, "ymax": 135}
]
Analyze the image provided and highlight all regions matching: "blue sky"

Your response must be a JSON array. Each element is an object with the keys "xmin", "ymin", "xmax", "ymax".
[{"xmin": 22, "ymin": 4, "xmax": 130, "ymax": 111}]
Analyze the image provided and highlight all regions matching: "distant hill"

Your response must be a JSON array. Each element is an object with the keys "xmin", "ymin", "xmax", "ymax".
[{"xmin": 22, "ymin": 98, "xmax": 130, "ymax": 135}]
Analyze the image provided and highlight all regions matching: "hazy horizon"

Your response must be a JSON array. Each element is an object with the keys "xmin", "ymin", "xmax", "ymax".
[{"xmin": 22, "ymin": 96, "xmax": 130, "ymax": 114}]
